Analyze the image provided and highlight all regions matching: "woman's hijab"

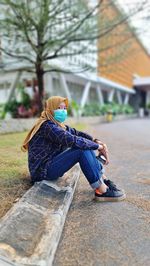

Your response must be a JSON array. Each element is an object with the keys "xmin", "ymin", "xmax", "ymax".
[{"xmin": 21, "ymin": 96, "xmax": 68, "ymax": 152}]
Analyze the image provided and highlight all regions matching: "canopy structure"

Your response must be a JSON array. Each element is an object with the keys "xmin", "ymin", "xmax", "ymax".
[
  {"xmin": 133, "ymin": 76, "xmax": 150, "ymax": 91},
  {"xmin": 133, "ymin": 76, "xmax": 150, "ymax": 108}
]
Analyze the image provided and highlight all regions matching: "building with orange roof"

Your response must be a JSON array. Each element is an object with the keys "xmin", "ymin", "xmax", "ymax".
[{"xmin": 98, "ymin": 0, "xmax": 150, "ymax": 111}]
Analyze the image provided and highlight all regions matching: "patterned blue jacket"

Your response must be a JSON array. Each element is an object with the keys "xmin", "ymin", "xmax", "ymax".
[{"xmin": 28, "ymin": 120, "xmax": 99, "ymax": 182}]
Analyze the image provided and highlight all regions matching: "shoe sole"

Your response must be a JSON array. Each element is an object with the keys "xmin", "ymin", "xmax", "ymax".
[{"xmin": 94, "ymin": 193, "xmax": 126, "ymax": 202}]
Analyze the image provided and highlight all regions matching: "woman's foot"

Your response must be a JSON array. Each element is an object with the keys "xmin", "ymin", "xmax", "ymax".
[
  {"xmin": 96, "ymin": 183, "xmax": 108, "ymax": 194},
  {"xmin": 104, "ymin": 179, "xmax": 123, "ymax": 192},
  {"xmin": 95, "ymin": 186, "xmax": 126, "ymax": 202},
  {"xmin": 102, "ymin": 175, "xmax": 124, "ymax": 192}
]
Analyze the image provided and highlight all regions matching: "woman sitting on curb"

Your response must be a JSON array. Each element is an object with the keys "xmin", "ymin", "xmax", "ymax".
[{"xmin": 21, "ymin": 96, "xmax": 126, "ymax": 202}]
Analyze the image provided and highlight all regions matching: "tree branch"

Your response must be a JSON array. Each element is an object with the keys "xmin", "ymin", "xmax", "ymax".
[{"xmin": 0, "ymin": 47, "xmax": 35, "ymax": 64}]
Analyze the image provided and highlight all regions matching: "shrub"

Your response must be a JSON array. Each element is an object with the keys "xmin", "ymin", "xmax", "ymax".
[
  {"xmin": 17, "ymin": 84, "xmax": 31, "ymax": 109},
  {"xmin": 0, "ymin": 104, "xmax": 5, "ymax": 119},
  {"xmin": 4, "ymin": 100, "xmax": 20, "ymax": 118},
  {"xmin": 82, "ymin": 102, "xmax": 134, "ymax": 116},
  {"xmin": 3, "ymin": 82, "xmax": 39, "ymax": 118},
  {"xmin": 82, "ymin": 102, "xmax": 102, "ymax": 116},
  {"xmin": 146, "ymin": 102, "xmax": 150, "ymax": 109},
  {"xmin": 120, "ymin": 104, "xmax": 134, "ymax": 114}
]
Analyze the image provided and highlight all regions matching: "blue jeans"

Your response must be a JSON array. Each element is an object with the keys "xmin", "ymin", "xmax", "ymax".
[{"xmin": 46, "ymin": 148, "xmax": 104, "ymax": 189}]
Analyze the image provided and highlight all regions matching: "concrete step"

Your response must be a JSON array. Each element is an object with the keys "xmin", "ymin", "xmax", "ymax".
[{"xmin": 0, "ymin": 164, "xmax": 80, "ymax": 266}]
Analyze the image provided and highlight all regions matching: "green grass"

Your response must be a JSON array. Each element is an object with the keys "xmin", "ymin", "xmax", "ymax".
[
  {"xmin": 0, "ymin": 131, "xmax": 31, "ymax": 218},
  {"xmin": 0, "ymin": 131, "xmax": 29, "ymax": 180},
  {"xmin": 70, "ymin": 122, "xmax": 88, "ymax": 131}
]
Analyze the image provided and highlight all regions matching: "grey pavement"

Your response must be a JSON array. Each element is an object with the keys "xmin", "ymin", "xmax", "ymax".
[{"xmin": 54, "ymin": 119, "xmax": 150, "ymax": 266}]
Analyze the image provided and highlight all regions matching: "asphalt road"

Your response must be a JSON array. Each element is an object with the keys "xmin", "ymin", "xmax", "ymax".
[{"xmin": 54, "ymin": 119, "xmax": 150, "ymax": 266}]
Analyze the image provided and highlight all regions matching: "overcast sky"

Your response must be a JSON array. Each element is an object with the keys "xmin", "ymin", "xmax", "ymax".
[
  {"xmin": 90, "ymin": 0, "xmax": 150, "ymax": 54},
  {"xmin": 118, "ymin": 0, "xmax": 150, "ymax": 53}
]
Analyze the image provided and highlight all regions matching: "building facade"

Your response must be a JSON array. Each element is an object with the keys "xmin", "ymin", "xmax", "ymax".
[
  {"xmin": 98, "ymin": 0, "xmax": 150, "ymax": 110},
  {"xmin": 0, "ymin": 0, "xmax": 149, "ymax": 113}
]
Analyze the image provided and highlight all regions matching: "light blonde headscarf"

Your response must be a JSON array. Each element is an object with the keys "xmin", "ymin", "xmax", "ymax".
[{"xmin": 21, "ymin": 96, "xmax": 69, "ymax": 152}]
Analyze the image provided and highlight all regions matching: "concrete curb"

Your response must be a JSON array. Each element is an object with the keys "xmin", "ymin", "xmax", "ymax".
[
  {"xmin": 0, "ymin": 164, "xmax": 80, "ymax": 266},
  {"xmin": 0, "ymin": 114, "xmax": 138, "ymax": 134}
]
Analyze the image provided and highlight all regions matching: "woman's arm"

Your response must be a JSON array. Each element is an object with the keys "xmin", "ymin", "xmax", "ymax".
[
  {"xmin": 44, "ymin": 122, "xmax": 99, "ymax": 150},
  {"xmin": 65, "ymin": 125, "xmax": 109, "ymax": 163},
  {"xmin": 65, "ymin": 125, "xmax": 93, "ymax": 141}
]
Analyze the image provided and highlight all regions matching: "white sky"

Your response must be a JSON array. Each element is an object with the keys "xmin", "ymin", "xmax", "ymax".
[
  {"xmin": 118, "ymin": 0, "xmax": 150, "ymax": 53},
  {"xmin": 90, "ymin": 0, "xmax": 150, "ymax": 54}
]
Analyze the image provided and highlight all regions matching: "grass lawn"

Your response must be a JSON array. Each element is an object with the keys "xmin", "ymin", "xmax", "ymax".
[
  {"xmin": 0, "ymin": 131, "xmax": 31, "ymax": 219},
  {"xmin": 0, "ymin": 122, "xmax": 88, "ymax": 219}
]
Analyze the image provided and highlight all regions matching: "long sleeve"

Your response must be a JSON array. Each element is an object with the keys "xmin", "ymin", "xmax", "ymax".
[
  {"xmin": 65, "ymin": 125, "xmax": 93, "ymax": 141},
  {"xmin": 44, "ymin": 122, "xmax": 99, "ymax": 150}
]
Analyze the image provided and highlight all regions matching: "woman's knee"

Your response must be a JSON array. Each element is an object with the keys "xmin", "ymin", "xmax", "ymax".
[
  {"xmin": 81, "ymin": 149, "xmax": 95, "ymax": 158},
  {"xmin": 81, "ymin": 149, "xmax": 103, "ymax": 171}
]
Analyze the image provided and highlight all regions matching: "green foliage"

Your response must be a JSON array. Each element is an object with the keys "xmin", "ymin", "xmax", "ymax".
[
  {"xmin": 71, "ymin": 100, "xmax": 80, "ymax": 112},
  {"xmin": 82, "ymin": 102, "xmax": 134, "ymax": 116},
  {"xmin": 17, "ymin": 84, "xmax": 31, "ymax": 108},
  {"xmin": 0, "ymin": 104, "xmax": 5, "ymax": 119},
  {"xmin": 119, "ymin": 104, "xmax": 134, "ymax": 114},
  {"xmin": 82, "ymin": 102, "xmax": 102, "ymax": 116},
  {"xmin": 99, "ymin": 103, "xmax": 114, "ymax": 115},
  {"xmin": 68, "ymin": 100, "xmax": 81, "ymax": 116},
  {"xmin": 3, "ymin": 83, "xmax": 33, "ymax": 118},
  {"xmin": 146, "ymin": 102, "xmax": 150, "ymax": 109},
  {"xmin": 4, "ymin": 99, "xmax": 20, "ymax": 117}
]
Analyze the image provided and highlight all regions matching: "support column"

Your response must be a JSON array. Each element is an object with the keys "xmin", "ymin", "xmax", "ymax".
[
  {"xmin": 96, "ymin": 85, "xmax": 104, "ymax": 105},
  {"xmin": 44, "ymin": 73, "xmax": 53, "ymax": 94},
  {"xmin": 108, "ymin": 89, "xmax": 114, "ymax": 102},
  {"xmin": 80, "ymin": 81, "xmax": 91, "ymax": 108},
  {"xmin": 124, "ymin": 93, "xmax": 129, "ymax": 105},
  {"xmin": 79, "ymin": 81, "xmax": 91, "ymax": 116},
  {"xmin": 117, "ymin": 91, "xmax": 123, "ymax": 104},
  {"xmin": 59, "ymin": 73, "xmax": 72, "ymax": 102},
  {"xmin": 59, "ymin": 73, "xmax": 78, "ymax": 117},
  {"xmin": 7, "ymin": 70, "xmax": 22, "ymax": 102},
  {"xmin": 146, "ymin": 91, "xmax": 150, "ymax": 106}
]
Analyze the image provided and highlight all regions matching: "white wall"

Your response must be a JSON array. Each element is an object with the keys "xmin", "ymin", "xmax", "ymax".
[{"xmin": 0, "ymin": 88, "xmax": 10, "ymax": 103}]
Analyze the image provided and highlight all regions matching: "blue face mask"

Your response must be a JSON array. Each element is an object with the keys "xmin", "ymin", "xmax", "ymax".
[{"xmin": 54, "ymin": 109, "xmax": 68, "ymax": 123}]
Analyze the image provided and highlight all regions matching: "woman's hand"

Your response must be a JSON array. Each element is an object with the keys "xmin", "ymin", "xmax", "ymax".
[
  {"xmin": 94, "ymin": 138, "xmax": 103, "ymax": 146},
  {"xmin": 97, "ymin": 142, "xmax": 109, "ymax": 165},
  {"xmin": 94, "ymin": 139, "xmax": 109, "ymax": 153}
]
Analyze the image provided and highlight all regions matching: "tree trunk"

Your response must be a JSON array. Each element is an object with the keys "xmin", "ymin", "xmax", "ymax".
[{"xmin": 36, "ymin": 64, "xmax": 44, "ymax": 114}]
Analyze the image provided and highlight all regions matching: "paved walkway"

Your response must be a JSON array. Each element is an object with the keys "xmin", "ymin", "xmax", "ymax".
[{"xmin": 54, "ymin": 119, "xmax": 150, "ymax": 266}]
